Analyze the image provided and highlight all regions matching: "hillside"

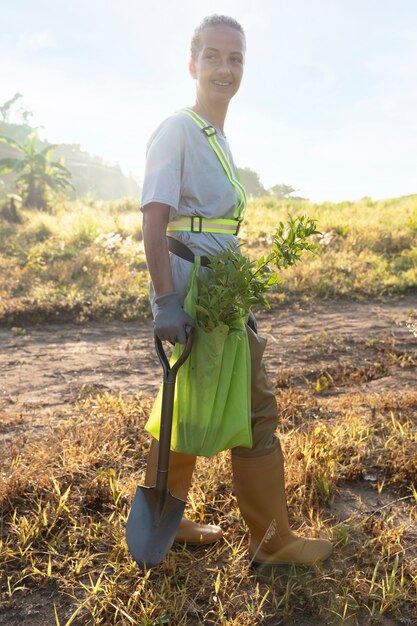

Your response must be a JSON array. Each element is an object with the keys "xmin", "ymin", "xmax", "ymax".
[{"xmin": 0, "ymin": 121, "xmax": 141, "ymax": 201}]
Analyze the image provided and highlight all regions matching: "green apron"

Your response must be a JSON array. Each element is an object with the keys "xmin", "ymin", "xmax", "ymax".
[{"xmin": 145, "ymin": 257, "xmax": 252, "ymax": 457}]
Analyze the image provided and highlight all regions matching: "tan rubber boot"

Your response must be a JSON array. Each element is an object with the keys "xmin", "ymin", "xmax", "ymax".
[
  {"xmin": 144, "ymin": 438, "xmax": 223, "ymax": 545},
  {"xmin": 232, "ymin": 445, "xmax": 332, "ymax": 566}
]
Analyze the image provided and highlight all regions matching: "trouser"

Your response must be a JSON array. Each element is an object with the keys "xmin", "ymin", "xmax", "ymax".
[
  {"xmin": 232, "ymin": 324, "xmax": 280, "ymax": 457},
  {"xmin": 150, "ymin": 248, "xmax": 280, "ymax": 457},
  {"xmin": 145, "ymin": 323, "xmax": 280, "ymax": 485}
]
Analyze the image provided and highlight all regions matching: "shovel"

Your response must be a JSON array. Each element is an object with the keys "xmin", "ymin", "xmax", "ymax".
[{"xmin": 126, "ymin": 329, "xmax": 194, "ymax": 569}]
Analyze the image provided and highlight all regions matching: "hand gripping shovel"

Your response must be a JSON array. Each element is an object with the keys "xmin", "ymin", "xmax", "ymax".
[{"xmin": 126, "ymin": 329, "xmax": 194, "ymax": 569}]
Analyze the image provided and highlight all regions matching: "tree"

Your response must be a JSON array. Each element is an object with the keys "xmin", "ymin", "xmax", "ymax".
[
  {"xmin": 0, "ymin": 93, "xmax": 23, "ymax": 123},
  {"xmin": 0, "ymin": 131, "xmax": 74, "ymax": 209},
  {"xmin": 269, "ymin": 183, "xmax": 308, "ymax": 201},
  {"xmin": 237, "ymin": 167, "xmax": 268, "ymax": 197},
  {"xmin": 269, "ymin": 184, "xmax": 296, "ymax": 199},
  {"xmin": 0, "ymin": 93, "xmax": 33, "ymax": 125}
]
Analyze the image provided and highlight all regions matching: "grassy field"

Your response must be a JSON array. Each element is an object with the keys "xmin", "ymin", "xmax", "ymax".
[
  {"xmin": 241, "ymin": 195, "xmax": 417, "ymax": 301},
  {"xmin": 0, "ymin": 194, "xmax": 416, "ymax": 326},
  {"xmin": 1, "ymin": 388, "xmax": 416, "ymax": 625},
  {"xmin": 0, "ymin": 198, "xmax": 147, "ymax": 326},
  {"xmin": 1, "ymin": 194, "xmax": 416, "ymax": 625}
]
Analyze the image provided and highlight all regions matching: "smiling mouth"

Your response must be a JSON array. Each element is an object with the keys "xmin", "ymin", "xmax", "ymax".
[{"xmin": 212, "ymin": 80, "xmax": 232, "ymax": 87}]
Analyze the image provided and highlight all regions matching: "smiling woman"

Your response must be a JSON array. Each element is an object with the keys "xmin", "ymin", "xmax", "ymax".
[
  {"xmin": 189, "ymin": 16, "xmax": 246, "ymax": 121},
  {"xmin": 134, "ymin": 13, "xmax": 333, "ymax": 569}
]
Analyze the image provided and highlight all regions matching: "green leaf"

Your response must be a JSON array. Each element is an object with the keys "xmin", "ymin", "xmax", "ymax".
[
  {"xmin": 0, "ymin": 157, "xmax": 24, "ymax": 174},
  {"xmin": 40, "ymin": 144, "xmax": 58, "ymax": 157},
  {"xmin": 0, "ymin": 135, "xmax": 24, "ymax": 153},
  {"xmin": 195, "ymin": 304, "xmax": 210, "ymax": 317}
]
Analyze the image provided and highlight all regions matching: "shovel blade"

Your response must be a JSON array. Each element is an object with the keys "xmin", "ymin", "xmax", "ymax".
[{"xmin": 126, "ymin": 485, "xmax": 186, "ymax": 569}]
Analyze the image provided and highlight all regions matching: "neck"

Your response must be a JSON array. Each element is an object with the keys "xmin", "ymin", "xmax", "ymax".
[{"xmin": 192, "ymin": 99, "xmax": 229, "ymax": 134}]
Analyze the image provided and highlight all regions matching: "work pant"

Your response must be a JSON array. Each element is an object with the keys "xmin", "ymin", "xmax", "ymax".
[
  {"xmin": 150, "ymin": 254, "xmax": 280, "ymax": 457},
  {"xmin": 232, "ymin": 324, "xmax": 280, "ymax": 458},
  {"xmin": 145, "ymin": 323, "xmax": 280, "ymax": 491}
]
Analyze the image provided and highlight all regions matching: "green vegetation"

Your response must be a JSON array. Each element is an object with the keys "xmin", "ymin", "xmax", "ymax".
[
  {"xmin": 0, "ymin": 198, "xmax": 148, "ymax": 326},
  {"xmin": 197, "ymin": 215, "xmax": 319, "ymax": 331},
  {"xmin": 0, "ymin": 193, "xmax": 416, "ymax": 624},
  {"xmin": 237, "ymin": 169, "xmax": 305, "ymax": 200},
  {"xmin": 0, "ymin": 131, "xmax": 74, "ymax": 210},
  {"xmin": 0, "ymin": 194, "xmax": 416, "ymax": 327},
  {"xmin": 1, "ymin": 389, "xmax": 416, "ymax": 624},
  {"xmin": 237, "ymin": 167, "xmax": 269, "ymax": 197},
  {"xmin": 0, "ymin": 121, "xmax": 140, "ymax": 202},
  {"xmin": 240, "ymin": 194, "xmax": 417, "ymax": 301}
]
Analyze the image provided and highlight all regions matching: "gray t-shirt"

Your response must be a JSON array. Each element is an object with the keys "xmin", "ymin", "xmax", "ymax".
[{"xmin": 141, "ymin": 109, "xmax": 242, "ymax": 305}]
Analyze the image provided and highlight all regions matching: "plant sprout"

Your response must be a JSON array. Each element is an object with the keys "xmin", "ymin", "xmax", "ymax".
[{"xmin": 196, "ymin": 214, "xmax": 320, "ymax": 331}]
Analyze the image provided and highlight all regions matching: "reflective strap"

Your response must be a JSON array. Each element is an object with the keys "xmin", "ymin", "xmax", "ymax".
[
  {"xmin": 179, "ymin": 108, "xmax": 247, "ymax": 221},
  {"xmin": 167, "ymin": 216, "xmax": 240, "ymax": 235}
]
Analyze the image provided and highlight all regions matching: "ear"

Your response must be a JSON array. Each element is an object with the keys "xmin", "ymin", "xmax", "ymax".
[{"xmin": 189, "ymin": 58, "xmax": 197, "ymax": 79}]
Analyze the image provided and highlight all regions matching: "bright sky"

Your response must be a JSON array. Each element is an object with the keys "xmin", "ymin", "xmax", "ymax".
[{"xmin": 1, "ymin": 0, "xmax": 416, "ymax": 202}]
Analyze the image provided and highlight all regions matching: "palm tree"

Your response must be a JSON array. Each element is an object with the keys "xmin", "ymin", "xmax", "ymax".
[{"xmin": 0, "ymin": 131, "xmax": 74, "ymax": 209}]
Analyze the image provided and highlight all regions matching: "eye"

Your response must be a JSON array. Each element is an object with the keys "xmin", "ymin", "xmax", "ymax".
[{"xmin": 204, "ymin": 51, "xmax": 218, "ymax": 61}]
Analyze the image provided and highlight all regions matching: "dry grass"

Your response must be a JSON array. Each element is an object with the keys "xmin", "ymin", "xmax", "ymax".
[
  {"xmin": 1, "ymin": 194, "xmax": 416, "ymax": 623},
  {"xmin": 1, "ymin": 194, "xmax": 417, "ymax": 326},
  {"xmin": 1, "ymin": 387, "xmax": 416, "ymax": 625},
  {"xmin": 240, "ymin": 194, "xmax": 417, "ymax": 301},
  {"xmin": 0, "ymin": 200, "xmax": 149, "ymax": 326}
]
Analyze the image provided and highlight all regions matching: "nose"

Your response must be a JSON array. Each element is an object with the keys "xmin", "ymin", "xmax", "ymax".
[{"xmin": 217, "ymin": 56, "xmax": 232, "ymax": 75}]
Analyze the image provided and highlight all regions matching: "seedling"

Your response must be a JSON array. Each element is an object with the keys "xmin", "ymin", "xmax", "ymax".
[{"xmin": 196, "ymin": 214, "xmax": 320, "ymax": 331}]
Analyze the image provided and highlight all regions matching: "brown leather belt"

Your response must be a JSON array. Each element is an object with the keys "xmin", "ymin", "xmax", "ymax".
[{"xmin": 167, "ymin": 236, "xmax": 211, "ymax": 267}]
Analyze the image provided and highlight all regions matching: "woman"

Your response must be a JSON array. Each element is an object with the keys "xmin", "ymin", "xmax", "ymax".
[{"xmin": 141, "ymin": 14, "xmax": 332, "ymax": 566}]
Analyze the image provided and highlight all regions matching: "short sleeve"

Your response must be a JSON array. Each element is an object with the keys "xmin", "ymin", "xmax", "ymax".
[{"xmin": 140, "ymin": 116, "xmax": 184, "ymax": 212}]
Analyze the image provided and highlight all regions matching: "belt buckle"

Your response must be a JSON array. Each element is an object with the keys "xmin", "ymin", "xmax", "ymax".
[{"xmin": 191, "ymin": 216, "xmax": 203, "ymax": 233}]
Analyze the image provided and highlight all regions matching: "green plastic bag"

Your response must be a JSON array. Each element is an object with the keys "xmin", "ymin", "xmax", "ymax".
[{"xmin": 145, "ymin": 257, "xmax": 252, "ymax": 457}]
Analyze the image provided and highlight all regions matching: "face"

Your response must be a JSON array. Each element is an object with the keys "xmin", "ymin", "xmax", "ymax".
[{"xmin": 189, "ymin": 25, "xmax": 245, "ymax": 107}]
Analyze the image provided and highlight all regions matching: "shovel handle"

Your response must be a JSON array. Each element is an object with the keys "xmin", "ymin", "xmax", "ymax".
[
  {"xmin": 154, "ymin": 328, "xmax": 194, "ymax": 382},
  {"xmin": 153, "ymin": 328, "xmax": 195, "ymax": 499}
]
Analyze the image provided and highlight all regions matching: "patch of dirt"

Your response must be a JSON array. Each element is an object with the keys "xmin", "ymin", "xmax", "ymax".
[
  {"xmin": 1, "ymin": 295, "xmax": 416, "ymax": 626},
  {"xmin": 1, "ymin": 296, "xmax": 416, "ymax": 424},
  {"xmin": 0, "ymin": 586, "xmax": 76, "ymax": 626},
  {"xmin": 262, "ymin": 296, "xmax": 417, "ymax": 394},
  {"xmin": 0, "ymin": 318, "xmax": 157, "ymax": 415}
]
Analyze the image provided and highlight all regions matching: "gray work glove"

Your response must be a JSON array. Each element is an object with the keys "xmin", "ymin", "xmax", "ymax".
[{"xmin": 154, "ymin": 292, "xmax": 195, "ymax": 344}]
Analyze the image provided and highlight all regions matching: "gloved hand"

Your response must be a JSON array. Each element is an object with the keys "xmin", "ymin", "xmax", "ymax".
[
  {"xmin": 247, "ymin": 309, "xmax": 258, "ymax": 334},
  {"xmin": 154, "ymin": 292, "xmax": 195, "ymax": 344}
]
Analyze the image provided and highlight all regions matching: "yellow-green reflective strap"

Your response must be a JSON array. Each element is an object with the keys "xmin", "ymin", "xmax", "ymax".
[
  {"xmin": 179, "ymin": 108, "xmax": 247, "ymax": 220},
  {"xmin": 181, "ymin": 107, "xmax": 247, "ymax": 218},
  {"xmin": 167, "ymin": 217, "xmax": 240, "ymax": 234}
]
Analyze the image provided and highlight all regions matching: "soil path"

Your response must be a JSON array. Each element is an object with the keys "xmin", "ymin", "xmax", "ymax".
[
  {"xmin": 1, "ymin": 296, "xmax": 416, "ymax": 421},
  {"xmin": 1, "ymin": 296, "xmax": 416, "ymax": 626}
]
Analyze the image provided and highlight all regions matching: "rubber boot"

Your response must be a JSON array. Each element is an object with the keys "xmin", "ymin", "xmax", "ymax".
[
  {"xmin": 232, "ymin": 444, "xmax": 333, "ymax": 565},
  {"xmin": 144, "ymin": 438, "xmax": 223, "ymax": 545}
]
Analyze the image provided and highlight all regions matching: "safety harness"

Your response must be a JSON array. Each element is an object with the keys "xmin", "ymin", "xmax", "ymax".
[{"xmin": 166, "ymin": 107, "xmax": 247, "ymax": 236}]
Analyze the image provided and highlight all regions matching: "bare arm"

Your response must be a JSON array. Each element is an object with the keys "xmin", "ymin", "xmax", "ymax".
[
  {"xmin": 142, "ymin": 202, "xmax": 174, "ymax": 297},
  {"xmin": 142, "ymin": 202, "xmax": 194, "ymax": 344}
]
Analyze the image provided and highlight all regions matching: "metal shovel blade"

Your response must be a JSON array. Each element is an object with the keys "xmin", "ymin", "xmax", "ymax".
[
  {"xmin": 126, "ymin": 484, "xmax": 186, "ymax": 569},
  {"xmin": 126, "ymin": 330, "xmax": 194, "ymax": 569}
]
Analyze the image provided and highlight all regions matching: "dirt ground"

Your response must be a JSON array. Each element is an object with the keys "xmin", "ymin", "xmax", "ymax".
[
  {"xmin": 1, "ymin": 295, "xmax": 416, "ymax": 626},
  {"xmin": 1, "ymin": 295, "xmax": 416, "ymax": 420}
]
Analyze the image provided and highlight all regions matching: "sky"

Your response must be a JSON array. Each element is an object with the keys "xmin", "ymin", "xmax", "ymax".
[{"xmin": 1, "ymin": 0, "xmax": 416, "ymax": 202}]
